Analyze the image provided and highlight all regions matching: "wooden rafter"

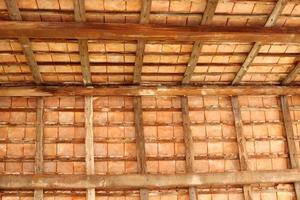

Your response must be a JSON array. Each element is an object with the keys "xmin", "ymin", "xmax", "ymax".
[
  {"xmin": 34, "ymin": 97, "xmax": 44, "ymax": 200},
  {"xmin": 0, "ymin": 21, "xmax": 299, "ymax": 43},
  {"xmin": 282, "ymin": 62, "xmax": 300, "ymax": 85},
  {"xmin": 280, "ymin": 96, "xmax": 300, "ymax": 200},
  {"xmin": 1, "ymin": 85, "xmax": 300, "ymax": 97},
  {"xmin": 4, "ymin": 0, "xmax": 42, "ymax": 84},
  {"xmin": 84, "ymin": 96, "xmax": 95, "ymax": 200},
  {"xmin": 74, "ymin": 0, "xmax": 91, "ymax": 85},
  {"xmin": 133, "ymin": 0, "xmax": 152, "ymax": 84},
  {"xmin": 231, "ymin": 96, "xmax": 253, "ymax": 200},
  {"xmin": 1, "ymin": 169, "xmax": 300, "ymax": 189},
  {"xmin": 181, "ymin": 97, "xmax": 198, "ymax": 200},
  {"xmin": 134, "ymin": 97, "xmax": 149, "ymax": 200},
  {"xmin": 182, "ymin": 0, "xmax": 218, "ymax": 84},
  {"xmin": 231, "ymin": 0, "xmax": 287, "ymax": 85}
]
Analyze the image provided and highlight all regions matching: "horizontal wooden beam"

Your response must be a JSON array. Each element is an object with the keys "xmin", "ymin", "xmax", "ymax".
[
  {"xmin": 0, "ymin": 21, "xmax": 299, "ymax": 43},
  {"xmin": 1, "ymin": 170, "xmax": 300, "ymax": 190},
  {"xmin": 0, "ymin": 85, "xmax": 300, "ymax": 96}
]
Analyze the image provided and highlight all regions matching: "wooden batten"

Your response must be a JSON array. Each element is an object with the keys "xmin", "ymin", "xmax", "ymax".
[{"xmin": 282, "ymin": 62, "xmax": 300, "ymax": 85}]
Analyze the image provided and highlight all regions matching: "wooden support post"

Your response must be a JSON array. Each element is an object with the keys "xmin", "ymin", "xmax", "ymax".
[
  {"xmin": 182, "ymin": 0, "xmax": 218, "ymax": 84},
  {"xmin": 4, "ymin": 0, "xmax": 42, "ymax": 84},
  {"xmin": 85, "ymin": 96, "xmax": 95, "ymax": 200},
  {"xmin": 231, "ymin": 0, "xmax": 287, "ymax": 85},
  {"xmin": 282, "ymin": 62, "xmax": 300, "ymax": 85},
  {"xmin": 181, "ymin": 96, "xmax": 198, "ymax": 200},
  {"xmin": 133, "ymin": 0, "xmax": 152, "ymax": 84},
  {"xmin": 34, "ymin": 97, "xmax": 44, "ymax": 200},
  {"xmin": 74, "ymin": 0, "xmax": 91, "ymax": 85},
  {"xmin": 231, "ymin": 96, "xmax": 253, "ymax": 200},
  {"xmin": 134, "ymin": 97, "xmax": 149, "ymax": 200},
  {"xmin": 280, "ymin": 96, "xmax": 300, "ymax": 199}
]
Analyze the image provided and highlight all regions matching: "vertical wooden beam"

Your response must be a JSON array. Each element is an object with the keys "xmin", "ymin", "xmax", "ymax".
[
  {"xmin": 280, "ymin": 96, "xmax": 300, "ymax": 199},
  {"xmin": 231, "ymin": 0, "xmax": 287, "ymax": 85},
  {"xmin": 181, "ymin": 96, "xmax": 198, "ymax": 200},
  {"xmin": 134, "ymin": 97, "xmax": 148, "ymax": 200},
  {"xmin": 34, "ymin": 97, "xmax": 44, "ymax": 200},
  {"xmin": 231, "ymin": 96, "xmax": 253, "ymax": 200},
  {"xmin": 181, "ymin": 0, "xmax": 218, "ymax": 84},
  {"xmin": 133, "ymin": 0, "xmax": 152, "ymax": 84},
  {"xmin": 74, "ymin": 0, "xmax": 91, "ymax": 85},
  {"xmin": 4, "ymin": 0, "xmax": 42, "ymax": 84},
  {"xmin": 85, "ymin": 96, "xmax": 95, "ymax": 200},
  {"xmin": 282, "ymin": 62, "xmax": 300, "ymax": 85}
]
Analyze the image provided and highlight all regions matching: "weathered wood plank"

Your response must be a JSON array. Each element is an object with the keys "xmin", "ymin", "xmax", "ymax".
[
  {"xmin": 134, "ymin": 97, "xmax": 148, "ymax": 199},
  {"xmin": 282, "ymin": 62, "xmax": 300, "ymax": 85},
  {"xmin": 1, "ymin": 85, "xmax": 300, "ymax": 97},
  {"xmin": 231, "ymin": 0, "xmax": 287, "ymax": 85},
  {"xmin": 74, "ymin": 0, "xmax": 91, "ymax": 85},
  {"xmin": 4, "ymin": 0, "xmax": 42, "ymax": 84},
  {"xmin": 133, "ymin": 0, "xmax": 152, "ymax": 84},
  {"xmin": 280, "ymin": 96, "xmax": 300, "ymax": 200},
  {"xmin": 182, "ymin": 0, "xmax": 218, "ymax": 84},
  {"xmin": 34, "ymin": 97, "xmax": 44, "ymax": 200},
  {"xmin": 85, "ymin": 96, "xmax": 95, "ymax": 200},
  {"xmin": 181, "ymin": 96, "xmax": 198, "ymax": 200},
  {"xmin": 1, "ymin": 170, "xmax": 300, "ymax": 189},
  {"xmin": 0, "ymin": 21, "xmax": 300, "ymax": 43},
  {"xmin": 231, "ymin": 96, "xmax": 253, "ymax": 200}
]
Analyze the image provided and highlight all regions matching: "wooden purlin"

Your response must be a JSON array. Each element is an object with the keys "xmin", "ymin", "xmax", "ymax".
[
  {"xmin": 74, "ymin": 0, "xmax": 91, "ymax": 85},
  {"xmin": 4, "ymin": 0, "xmax": 42, "ymax": 84},
  {"xmin": 231, "ymin": 0, "xmax": 288, "ymax": 85},
  {"xmin": 231, "ymin": 96, "xmax": 253, "ymax": 200},
  {"xmin": 280, "ymin": 96, "xmax": 300, "ymax": 200},
  {"xmin": 181, "ymin": 0, "xmax": 218, "ymax": 84}
]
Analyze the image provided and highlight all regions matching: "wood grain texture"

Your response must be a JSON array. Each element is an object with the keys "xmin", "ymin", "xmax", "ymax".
[
  {"xmin": 133, "ymin": 0, "xmax": 152, "ymax": 84},
  {"xmin": 182, "ymin": 0, "xmax": 218, "ymax": 84},
  {"xmin": 181, "ymin": 96, "xmax": 198, "ymax": 200},
  {"xmin": 4, "ymin": 0, "xmax": 42, "ymax": 84},
  {"xmin": 231, "ymin": 0, "xmax": 287, "ymax": 85},
  {"xmin": 1, "ymin": 169, "xmax": 300, "ymax": 189},
  {"xmin": 280, "ymin": 96, "xmax": 300, "ymax": 200},
  {"xmin": 74, "ymin": 0, "xmax": 91, "ymax": 85},
  {"xmin": 0, "ymin": 21, "xmax": 299, "ymax": 43},
  {"xmin": 1, "ymin": 85, "xmax": 300, "ymax": 96},
  {"xmin": 282, "ymin": 62, "xmax": 300, "ymax": 85},
  {"xmin": 231, "ymin": 96, "xmax": 253, "ymax": 200}
]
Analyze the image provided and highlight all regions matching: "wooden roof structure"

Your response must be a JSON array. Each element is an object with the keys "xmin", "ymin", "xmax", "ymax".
[{"xmin": 1, "ymin": 1, "xmax": 300, "ymax": 200}]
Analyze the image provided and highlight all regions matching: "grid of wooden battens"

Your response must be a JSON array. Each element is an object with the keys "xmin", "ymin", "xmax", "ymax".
[
  {"xmin": 1, "ymin": 95, "xmax": 300, "ymax": 200},
  {"xmin": 0, "ymin": 0, "xmax": 300, "ymax": 85}
]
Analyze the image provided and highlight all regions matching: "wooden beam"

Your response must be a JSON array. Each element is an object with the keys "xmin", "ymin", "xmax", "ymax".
[
  {"xmin": 134, "ymin": 97, "xmax": 149, "ymax": 200},
  {"xmin": 231, "ymin": 96, "xmax": 253, "ymax": 200},
  {"xmin": 1, "ymin": 85, "xmax": 300, "ymax": 97},
  {"xmin": 0, "ymin": 22, "xmax": 299, "ymax": 43},
  {"xmin": 182, "ymin": 0, "xmax": 218, "ymax": 84},
  {"xmin": 133, "ymin": 0, "xmax": 152, "ymax": 84},
  {"xmin": 181, "ymin": 96, "xmax": 198, "ymax": 200},
  {"xmin": 85, "ymin": 96, "xmax": 95, "ymax": 200},
  {"xmin": 4, "ymin": 0, "xmax": 42, "ymax": 84},
  {"xmin": 282, "ymin": 62, "xmax": 300, "ymax": 85},
  {"xmin": 74, "ymin": 0, "xmax": 91, "ymax": 85},
  {"xmin": 280, "ymin": 96, "xmax": 300, "ymax": 200},
  {"xmin": 1, "ymin": 169, "xmax": 300, "ymax": 190},
  {"xmin": 231, "ymin": 0, "xmax": 287, "ymax": 85},
  {"xmin": 34, "ymin": 97, "xmax": 44, "ymax": 200}
]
